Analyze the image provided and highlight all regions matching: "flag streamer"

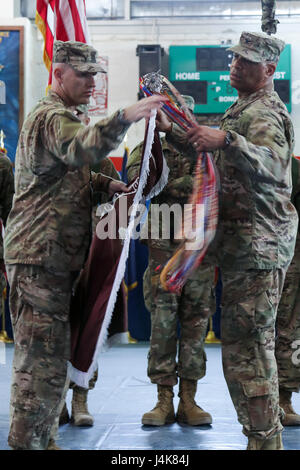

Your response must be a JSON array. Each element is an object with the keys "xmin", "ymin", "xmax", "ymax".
[
  {"xmin": 140, "ymin": 72, "xmax": 219, "ymax": 293},
  {"xmin": 160, "ymin": 150, "xmax": 218, "ymax": 293}
]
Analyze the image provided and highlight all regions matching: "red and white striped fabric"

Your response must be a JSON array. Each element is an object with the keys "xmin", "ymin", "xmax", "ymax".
[
  {"xmin": 54, "ymin": 0, "xmax": 91, "ymax": 44},
  {"xmin": 35, "ymin": 0, "xmax": 56, "ymax": 74},
  {"xmin": 35, "ymin": 0, "xmax": 91, "ymax": 86}
]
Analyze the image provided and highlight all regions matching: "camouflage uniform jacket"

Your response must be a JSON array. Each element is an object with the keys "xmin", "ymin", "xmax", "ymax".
[
  {"xmin": 0, "ymin": 151, "xmax": 14, "ymax": 259},
  {"xmin": 4, "ymin": 91, "xmax": 130, "ymax": 272},
  {"xmin": 167, "ymin": 88, "xmax": 298, "ymax": 270}
]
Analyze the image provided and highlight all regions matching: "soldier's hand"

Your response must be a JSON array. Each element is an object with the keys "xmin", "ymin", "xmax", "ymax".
[
  {"xmin": 155, "ymin": 110, "xmax": 172, "ymax": 133},
  {"xmin": 187, "ymin": 126, "xmax": 227, "ymax": 152},
  {"xmin": 123, "ymin": 95, "xmax": 167, "ymax": 123},
  {"xmin": 108, "ymin": 180, "xmax": 130, "ymax": 197}
]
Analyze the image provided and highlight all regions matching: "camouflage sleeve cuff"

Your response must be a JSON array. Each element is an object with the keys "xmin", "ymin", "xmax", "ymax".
[
  {"xmin": 56, "ymin": 111, "xmax": 132, "ymax": 168},
  {"xmin": 95, "ymin": 110, "xmax": 131, "ymax": 141},
  {"xmin": 91, "ymin": 171, "xmax": 111, "ymax": 193},
  {"xmin": 222, "ymin": 130, "xmax": 238, "ymax": 151},
  {"xmin": 222, "ymin": 129, "xmax": 258, "ymax": 173},
  {"xmin": 117, "ymin": 109, "xmax": 132, "ymax": 126},
  {"xmin": 165, "ymin": 124, "xmax": 197, "ymax": 164}
]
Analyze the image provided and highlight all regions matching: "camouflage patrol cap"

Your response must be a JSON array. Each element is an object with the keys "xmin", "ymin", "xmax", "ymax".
[
  {"xmin": 53, "ymin": 40, "xmax": 105, "ymax": 73},
  {"xmin": 182, "ymin": 95, "xmax": 195, "ymax": 112},
  {"xmin": 227, "ymin": 31, "xmax": 285, "ymax": 63}
]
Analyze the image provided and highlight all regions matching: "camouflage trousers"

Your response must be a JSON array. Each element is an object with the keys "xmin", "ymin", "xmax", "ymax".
[
  {"xmin": 221, "ymin": 268, "xmax": 286, "ymax": 439},
  {"xmin": 145, "ymin": 244, "xmax": 215, "ymax": 386},
  {"xmin": 6, "ymin": 264, "xmax": 76, "ymax": 450},
  {"xmin": 276, "ymin": 252, "xmax": 300, "ymax": 393}
]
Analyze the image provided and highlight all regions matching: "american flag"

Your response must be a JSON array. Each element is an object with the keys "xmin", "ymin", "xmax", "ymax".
[{"xmin": 35, "ymin": 0, "xmax": 91, "ymax": 86}]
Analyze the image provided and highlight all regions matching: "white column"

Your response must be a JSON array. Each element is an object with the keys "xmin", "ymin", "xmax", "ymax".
[
  {"xmin": 14, "ymin": 0, "xmax": 22, "ymax": 17},
  {"xmin": 124, "ymin": 0, "xmax": 131, "ymax": 20},
  {"xmin": 0, "ymin": 0, "xmax": 15, "ymax": 18}
]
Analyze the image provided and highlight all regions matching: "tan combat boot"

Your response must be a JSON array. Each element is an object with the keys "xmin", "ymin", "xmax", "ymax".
[
  {"xmin": 176, "ymin": 379, "xmax": 212, "ymax": 426},
  {"xmin": 142, "ymin": 385, "xmax": 176, "ymax": 426},
  {"xmin": 71, "ymin": 389, "xmax": 94, "ymax": 427},
  {"xmin": 247, "ymin": 433, "xmax": 284, "ymax": 450},
  {"xmin": 47, "ymin": 439, "xmax": 62, "ymax": 450},
  {"xmin": 59, "ymin": 402, "xmax": 70, "ymax": 426},
  {"xmin": 279, "ymin": 389, "xmax": 300, "ymax": 426}
]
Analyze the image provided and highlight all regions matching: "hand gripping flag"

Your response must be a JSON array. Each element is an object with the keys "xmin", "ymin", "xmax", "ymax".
[{"xmin": 140, "ymin": 72, "xmax": 219, "ymax": 294}]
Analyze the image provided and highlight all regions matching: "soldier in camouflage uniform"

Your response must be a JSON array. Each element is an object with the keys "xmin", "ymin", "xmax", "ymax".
[
  {"xmin": 127, "ymin": 96, "xmax": 215, "ymax": 427},
  {"xmin": 0, "ymin": 150, "xmax": 14, "ymax": 337},
  {"xmin": 276, "ymin": 156, "xmax": 300, "ymax": 425},
  {"xmin": 3, "ymin": 40, "xmax": 166, "ymax": 451},
  {"xmin": 158, "ymin": 32, "xmax": 297, "ymax": 450}
]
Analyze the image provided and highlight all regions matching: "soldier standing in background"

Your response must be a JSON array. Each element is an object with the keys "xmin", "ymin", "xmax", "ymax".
[
  {"xmin": 3, "ymin": 40, "xmax": 166, "ymax": 451},
  {"xmin": 157, "ymin": 33, "xmax": 297, "ymax": 450},
  {"xmin": 0, "ymin": 147, "xmax": 14, "ymax": 339},
  {"xmin": 276, "ymin": 155, "xmax": 300, "ymax": 425},
  {"xmin": 127, "ymin": 96, "xmax": 215, "ymax": 427},
  {"xmin": 0, "ymin": 149, "xmax": 14, "ymax": 244}
]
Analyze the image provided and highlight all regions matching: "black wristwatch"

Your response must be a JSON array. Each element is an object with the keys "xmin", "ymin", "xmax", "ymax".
[{"xmin": 223, "ymin": 131, "xmax": 233, "ymax": 148}]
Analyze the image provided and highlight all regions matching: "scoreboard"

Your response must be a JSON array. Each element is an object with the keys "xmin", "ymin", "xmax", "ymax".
[{"xmin": 169, "ymin": 45, "xmax": 291, "ymax": 113}]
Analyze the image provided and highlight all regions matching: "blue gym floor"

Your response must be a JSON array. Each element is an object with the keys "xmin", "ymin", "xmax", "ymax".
[{"xmin": 0, "ymin": 342, "xmax": 300, "ymax": 452}]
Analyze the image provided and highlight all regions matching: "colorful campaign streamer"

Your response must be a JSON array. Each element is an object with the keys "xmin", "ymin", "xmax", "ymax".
[{"xmin": 140, "ymin": 72, "xmax": 219, "ymax": 293}]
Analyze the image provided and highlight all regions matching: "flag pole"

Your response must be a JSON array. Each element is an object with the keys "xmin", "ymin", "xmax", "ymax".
[
  {"xmin": 205, "ymin": 267, "xmax": 221, "ymax": 344},
  {"xmin": 205, "ymin": 316, "xmax": 221, "ymax": 344}
]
